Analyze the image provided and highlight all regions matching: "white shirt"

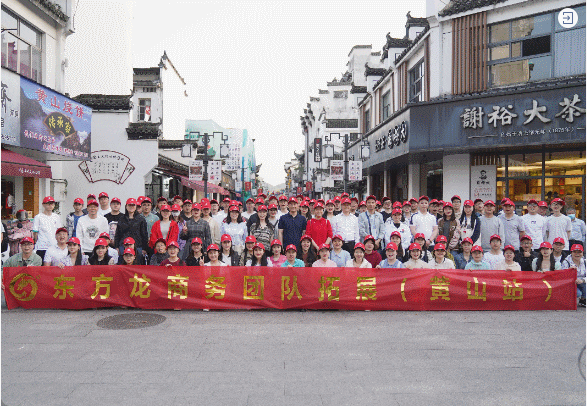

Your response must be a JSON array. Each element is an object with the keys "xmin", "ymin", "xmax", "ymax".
[
  {"xmin": 427, "ymin": 257, "xmax": 456, "ymax": 269},
  {"xmin": 384, "ymin": 220, "xmax": 411, "ymax": 250},
  {"xmin": 546, "ymin": 214, "xmax": 572, "ymax": 250},
  {"xmin": 333, "ymin": 213, "xmax": 360, "ymax": 242},
  {"xmin": 204, "ymin": 261, "xmax": 228, "ymax": 266},
  {"xmin": 32, "ymin": 212, "xmax": 63, "ymax": 250},
  {"xmin": 410, "ymin": 212, "xmax": 438, "ymax": 240},
  {"xmin": 345, "ymin": 259, "xmax": 372, "ymax": 268},
  {"xmin": 75, "ymin": 215, "xmax": 109, "ymax": 253},
  {"xmin": 44, "ymin": 244, "xmax": 68, "ymax": 265},
  {"xmin": 484, "ymin": 251, "xmax": 505, "ymax": 270},
  {"xmin": 98, "ymin": 207, "xmax": 111, "ymax": 216},
  {"xmin": 213, "ymin": 211, "xmax": 227, "ymax": 223},
  {"xmin": 521, "ymin": 213, "xmax": 546, "ymax": 249}
]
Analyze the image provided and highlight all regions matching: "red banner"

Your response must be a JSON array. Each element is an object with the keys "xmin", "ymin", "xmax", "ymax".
[{"xmin": 2, "ymin": 266, "xmax": 577, "ymax": 311}]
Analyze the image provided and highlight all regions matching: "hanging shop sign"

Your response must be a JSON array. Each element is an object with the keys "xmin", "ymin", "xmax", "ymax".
[
  {"xmin": 313, "ymin": 138, "xmax": 322, "ymax": 162},
  {"xmin": 189, "ymin": 160, "xmax": 203, "ymax": 181},
  {"xmin": 208, "ymin": 160, "xmax": 222, "ymax": 183},
  {"xmin": 375, "ymin": 121, "xmax": 408, "ymax": 152},
  {"xmin": 348, "ymin": 160, "xmax": 362, "ymax": 181},
  {"xmin": 78, "ymin": 150, "xmax": 135, "ymax": 184},
  {"xmin": 330, "ymin": 160, "xmax": 344, "ymax": 181}
]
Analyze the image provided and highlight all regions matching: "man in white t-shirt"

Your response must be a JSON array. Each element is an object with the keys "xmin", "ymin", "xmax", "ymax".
[
  {"xmin": 32, "ymin": 196, "xmax": 63, "ymax": 262},
  {"xmin": 76, "ymin": 200, "xmax": 109, "ymax": 255},
  {"xmin": 97, "ymin": 192, "xmax": 111, "ymax": 216},
  {"xmin": 409, "ymin": 196, "xmax": 438, "ymax": 249},
  {"xmin": 521, "ymin": 199, "xmax": 546, "ymax": 250},
  {"xmin": 545, "ymin": 198, "xmax": 572, "ymax": 250},
  {"xmin": 276, "ymin": 195, "xmax": 289, "ymax": 220},
  {"xmin": 43, "ymin": 227, "xmax": 69, "ymax": 266}
]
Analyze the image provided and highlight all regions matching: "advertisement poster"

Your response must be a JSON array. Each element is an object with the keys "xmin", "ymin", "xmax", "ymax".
[
  {"xmin": 348, "ymin": 160, "xmax": 362, "ymax": 181},
  {"xmin": 235, "ymin": 181, "xmax": 242, "ymax": 192},
  {"xmin": 1, "ymin": 69, "xmax": 21, "ymax": 146},
  {"xmin": 471, "ymin": 165, "xmax": 497, "ymax": 202},
  {"xmin": 208, "ymin": 160, "xmax": 222, "ymax": 183},
  {"xmin": 330, "ymin": 160, "xmax": 344, "ymax": 181},
  {"xmin": 189, "ymin": 160, "xmax": 203, "ymax": 181}
]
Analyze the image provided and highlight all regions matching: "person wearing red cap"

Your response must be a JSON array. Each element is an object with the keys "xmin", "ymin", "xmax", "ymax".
[
  {"xmin": 515, "ymin": 235, "xmax": 538, "ymax": 272},
  {"xmin": 545, "ymin": 198, "xmax": 572, "ymax": 250},
  {"xmin": 451, "ymin": 196, "xmax": 462, "ymax": 221},
  {"xmin": 312, "ymin": 244, "xmax": 337, "ymax": 267},
  {"xmin": 453, "ymin": 237, "xmax": 474, "ymax": 269},
  {"xmin": 497, "ymin": 199, "xmax": 526, "ymax": 250},
  {"xmin": 324, "ymin": 200, "xmax": 336, "ymax": 223},
  {"xmin": 249, "ymin": 205, "xmax": 275, "ymax": 253},
  {"xmin": 267, "ymin": 239, "xmax": 286, "ymax": 267},
  {"xmin": 427, "ymin": 243, "xmax": 455, "ymax": 269},
  {"xmin": 241, "ymin": 198, "xmax": 256, "ymax": 222},
  {"xmin": 437, "ymin": 203, "xmax": 460, "ymax": 251},
  {"xmin": 345, "ymin": 243, "xmax": 372, "ymax": 268},
  {"xmin": 97, "ymin": 193, "xmax": 111, "ymax": 216},
  {"xmin": 363, "ymin": 235, "xmax": 382, "ymax": 268},
  {"xmin": 200, "ymin": 202, "xmax": 221, "ymax": 246},
  {"xmin": 532, "ymin": 242, "xmax": 561, "ymax": 272},
  {"xmin": 428, "ymin": 199, "xmax": 441, "ymax": 219},
  {"xmin": 4, "ymin": 237, "xmax": 42, "ymax": 267},
  {"xmin": 104, "ymin": 198, "xmax": 124, "ymax": 243},
  {"xmin": 409, "ymin": 198, "xmax": 419, "ymax": 216},
  {"xmin": 538, "ymin": 201, "xmax": 549, "ymax": 217},
  {"xmin": 160, "ymin": 241, "xmax": 186, "ymax": 267},
  {"xmin": 409, "ymin": 197, "xmax": 438, "ymax": 249},
  {"xmin": 55, "ymin": 237, "xmax": 89, "ymax": 267},
  {"xmin": 172, "ymin": 195, "xmax": 183, "ymax": 207},
  {"xmin": 403, "ymin": 243, "xmax": 427, "ymax": 270},
  {"xmin": 333, "ymin": 198, "xmax": 360, "ymax": 254},
  {"xmin": 185, "ymin": 238, "xmax": 207, "ymax": 266},
  {"xmin": 350, "ymin": 197, "xmax": 359, "ymax": 216},
  {"xmin": 551, "ymin": 237, "xmax": 568, "ymax": 265},
  {"xmin": 221, "ymin": 206, "xmax": 247, "ymax": 255},
  {"xmin": 521, "ymin": 200, "xmax": 545, "ymax": 250},
  {"xmin": 32, "ymin": 196, "xmax": 63, "ymax": 261},
  {"xmin": 567, "ymin": 207, "xmax": 585, "ymax": 250},
  {"xmin": 114, "ymin": 199, "xmax": 148, "ymax": 260},
  {"xmin": 281, "ymin": 244, "xmax": 305, "ymax": 267},
  {"xmin": 246, "ymin": 242, "xmax": 272, "ymax": 266},
  {"xmin": 306, "ymin": 203, "xmax": 333, "ymax": 250},
  {"xmin": 149, "ymin": 238, "xmax": 170, "ymax": 266},
  {"xmin": 278, "ymin": 198, "xmax": 307, "ymax": 250},
  {"xmin": 376, "ymin": 242, "xmax": 403, "ymax": 268},
  {"xmin": 276, "ymin": 195, "xmax": 289, "ymax": 219},
  {"xmin": 66, "ymin": 198, "xmax": 85, "ymax": 238},
  {"xmin": 484, "ymin": 235, "xmax": 505, "ymax": 270},
  {"xmin": 464, "ymin": 246, "xmax": 491, "ymax": 270},
  {"xmin": 495, "ymin": 245, "xmax": 521, "ymax": 272},
  {"xmin": 297, "ymin": 235, "xmax": 317, "ymax": 266},
  {"xmin": 140, "ymin": 198, "xmax": 159, "ymax": 241},
  {"xmin": 562, "ymin": 245, "xmax": 586, "ymax": 306},
  {"xmin": 479, "ymin": 200, "xmax": 504, "ymax": 252},
  {"xmin": 333, "ymin": 196, "xmax": 342, "ymax": 215},
  {"xmin": 181, "ymin": 204, "xmax": 212, "ymax": 260},
  {"xmin": 459, "ymin": 200, "xmax": 481, "ymax": 247},
  {"xmin": 148, "ymin": 205, "xmax": 180, "ymax": 251},
  {"xmin": 384, "ymin": 209, "xmax": 411, "ymax": 253},
  {"xmin": 181, "ymin": 199, "xmax": 194, "ymax": 222},
  {"xmin": 88, "ymin": 238, "xmax": 116, "ymax": 266},
  {"xmin": 358, "ymin": 196, "xmax": 385, "ymax": 251},
  {"xmin": 43, "ymin": 227, "xmax": 69, "ymax": 266},
  {"xmin": 381, "ymin": 198, "xmax": 393, "ymax": 222},
  {"xmin": 75, "ymin": 200, "xmax": 109, "ymax": 256}
]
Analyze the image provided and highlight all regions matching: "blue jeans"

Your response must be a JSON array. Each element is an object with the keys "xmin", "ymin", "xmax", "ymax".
[{"xmin": 577, "ymin": 283, "xmax": 586, "ymax": 299}]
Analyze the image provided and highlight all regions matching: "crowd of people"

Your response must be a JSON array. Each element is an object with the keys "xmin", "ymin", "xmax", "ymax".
[{"xmin": 2, "ymin": 191, "xmax": 585, "ymax": 306}]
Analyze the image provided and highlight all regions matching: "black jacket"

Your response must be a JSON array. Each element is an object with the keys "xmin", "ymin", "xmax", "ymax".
[
  {"xmin": 515, "ymin": 249, "xmax": 538, "ymax": 272},
  {"xmin": 114, "ymin": 213, "xmax": 148, "ymax": 249}
]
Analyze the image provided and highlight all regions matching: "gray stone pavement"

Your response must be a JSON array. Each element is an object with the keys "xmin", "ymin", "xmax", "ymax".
[{"xmin": 1, "ymin": 302, "xmax": 585, "ymax": 406}]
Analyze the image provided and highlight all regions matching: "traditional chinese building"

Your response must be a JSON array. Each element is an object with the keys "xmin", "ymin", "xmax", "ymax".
[{"xmin": 349, "ymin": 0, "xmax": 586, "ymax": 218}]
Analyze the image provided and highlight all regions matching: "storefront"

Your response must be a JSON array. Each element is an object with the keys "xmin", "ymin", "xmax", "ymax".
[{"xmin": 355, "ymin": 78, "xmax": 586, "ymax": 218}]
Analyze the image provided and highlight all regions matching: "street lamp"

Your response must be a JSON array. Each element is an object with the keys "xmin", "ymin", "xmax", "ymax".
[{"xmin": 186, "ymin": 131, "xmax": 219, "ymax": 199}]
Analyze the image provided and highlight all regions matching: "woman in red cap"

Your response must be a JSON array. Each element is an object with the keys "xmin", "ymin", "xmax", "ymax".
[
  {"xmin": 149, "ymin": 238, "xmax": 169, "ymax": 266},
  {"xmin": 114, "ymin": 198, "xmax": 148, "ymax": 260},
  {"xmin": 531, "ymin": 242, "xmax": 561, "ymax": 272},
  {"xmin": 345, "ymin": 242, "xmax": 372, "ymax": 268},
  {"xmin": 148, "ymin": 205, "xmax": 179, "ymax": 251},
  {"xmin": 403, "ymin": 243, "xmax": 427, "ymax": 270},
  {"xmin": 437, "ymin": 203, "xmax": 460, "ymax": 251},
  {"xmin": 249, "ymin": 205, "xmax": 275, "ymax": 254},
  {"xmin": 88, "ymin": 238, "xmax": 115, "ymax": 265},
  {"xmin": 297, "ymin": 235, "xmax": 316, "ymax": 267},
  {"xmin": 268, "ymin": 239, "xmax": 286, "ymax": 267},
  {"xmin": 185, "ymin": 238, "xmax": 206, "ymax": 266},
  {"xmin": 160, "ymin": 241, "xmax": 186, "ymax": 267},
  {"xmin": 459, "ymin": 200, "xmax": 481, "ymax": 247},
  {"xmin": 562, "ymin": 244, "xmax": 586, "ymax": 307},
  {"xmin": 246, "ymin": 243, "xmax": 271, "ymax": 266},
  {"xmin": 57, "ymin": 237, "xmax": 88, "ymax": 268}
]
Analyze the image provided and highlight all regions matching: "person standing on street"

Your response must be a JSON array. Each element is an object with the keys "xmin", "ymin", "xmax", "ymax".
[
  {"xmin": 567, "ymin": 207, "xmax": 585, "ymax": 249},
  {"xmin": 4, "ymin": 237, "xmax": 42, "ymax": 267},
  {"xmin": 473, "ymin": 199, "xmax": 484, "ymax": 216},
  {"xmin": 66, "ymin": 198, "xmax": 85, "ymax": 238},
  {"xmin": 76, "ymin": 199, "xmax": 109, "ymax": 256},
  {"xmin": 104, "ymin": 197, "xmax": 124, "ymax": 243},
  {"xmin": 276, "ymin": 195, "xmax": 289, "ymax": 220},
  {"xmin": 305, "ymin": 202, "xmax": 333, "ymax": 251},
  {"xmin": 201, "ymin": 201, "xmax": 221, "ymax": 246},
  {"xmin": 459, "ymin": 200, "xmax": 481, "ymax": 246},
  {"xmin": 32, "ymin": 196, "xmax": 63, "ymax": 262},
  {"xmin": 114, "ymin": 198, "xmax": 148, "ymax": 259},
  {"xmin": 521, "ymin": 199, "xmax": 545, "ymax": 250},
  {"xmin": 333, "ymin": 198, "xmax": 360, "ymax": 254},
  {"xmin": 43, "ymin": 227, "xmax": 69, "ymax": 266},
  {"xmin": 141, "ymin": 197, "xmax": 159, "ymax": 240},
  {"xmin": 545, "ymin": 198, "xmax": 572, "ymax": 251},
  {"xmin": 498, "ymin": 199, "xmax": 526, "ymax": 250},
  {"xmin": 181, "ymin": 203, "xmax": 212, "ymax": 259},
  {"xmin": 241, "ymin": 198, "xmax": 256, "ymax": 222},
  {"xmin": 148, "ymin": 204, "xmax": 179, "ymax": 250},
  {"xmin": 278, "ymin": 197, "xmax": 307, "ymax": 250},
  {"xmin": 409, "ymin": 196, "xmax": 438, "ymax": 250},
  {"xmin": 358, "ymin": 195, "xmax": 385, "ymax": 251},
  {"xmin": 479, "ymin": 200, "xmax": 505, "ymax": 252}
]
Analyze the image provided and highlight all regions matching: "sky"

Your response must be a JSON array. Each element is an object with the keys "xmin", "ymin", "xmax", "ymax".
[{"xmin": 65, "ymin": 0, "xmax": 427, "ymax": 187}]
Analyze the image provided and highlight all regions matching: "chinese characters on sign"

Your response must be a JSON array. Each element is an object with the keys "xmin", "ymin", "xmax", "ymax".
[
  {"xmin": 330, "ymin": 160, "xmax": 344, "ymax": 181},
  {"xmin": 348, "ymin": 161, "xmax": 362, "ymax": 182},
  {"xmin": 189, "ymin": 160, "xmax": 204, "ymax": 182},
  {"xmin": 470, "ymin": 166, "xmax": 496, "ymax": 203},
  {"xmin": 208, "ymin": 160, "xmax": 222, "ymax": 183},
  {"xmin": 375, "ymin": 121, "xmax": 408, "ymax": 152},
  {"xmin": 78, "ymin": 150, "xmax": 135, "ymax": 184}
]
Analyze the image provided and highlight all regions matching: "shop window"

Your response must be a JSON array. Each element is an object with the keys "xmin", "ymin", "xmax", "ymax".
[
  {"xmin": 1, "ymin": 7, "xmax": 42, "ymax": 82},
  {"xmin": 422, "ymin": 159, "xmax": 443, "ymax": 199},
  {"xmin": 487, "ymin": 7, "xmax": 586, "ymax": 86},
  {"xmin": 382, "ymin": 91, "xmax": 391, "ymax": 120},
  {"xmin": 506, "ymin": 153, "xmax": 543, "ymax": 176},
  {"xmin": 364, "ymin": 109, "xmax": 371, "ymax": 132},
  {"xmin": 544, "ymin": 151, "xmax": 586, "ymax": 176}
]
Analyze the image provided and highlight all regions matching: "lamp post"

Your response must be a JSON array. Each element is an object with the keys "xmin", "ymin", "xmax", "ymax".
[
  {"xmin": 186, "ymin": 131, "xmax": 220, "ymax": 199},
  {"xmin": 337, "ymin": 133, "xmax": 349, "ymax": 194}
]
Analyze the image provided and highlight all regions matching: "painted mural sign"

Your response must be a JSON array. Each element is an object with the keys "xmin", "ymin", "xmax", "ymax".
[
  {"xmin": 1, "ymin": 69, "xmax": 91, "ymax": 159},
  {"xmin": 78, "ymin": 150, "xmax": 135, "ymax": 184}
]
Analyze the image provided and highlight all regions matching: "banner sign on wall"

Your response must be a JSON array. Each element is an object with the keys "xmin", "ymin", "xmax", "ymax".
[
  {"xmin": 2, "ymin": 266, "xmax": 576, "ymax": 311},
  {"xmin": 208, "ymin": 160, "xmax": 222, "ymax": 183},
  {"xmin": 189, "ymin": 160, "xmax": 203, "ymax": 181},
  {"xmin": 471, "ymin": 165, "xmax": 497, "ymax": 202},
  {"xmin": 78, "ymin": 150, "xmax": 135, "ymax": 184},
  {"xmin": 348, "ymin": 160, "xmax": 362, "ymax": 181},
  {"xmin": 330, "ymin": 160, "xmax": 344, "ymax": 181},
  {"xmin": 1, "ymin": 69, "xmax": 92, "ymax": 159}
]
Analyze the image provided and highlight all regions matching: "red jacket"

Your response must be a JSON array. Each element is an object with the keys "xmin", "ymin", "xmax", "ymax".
[
  {"xmin": 149, "ymin": 220, "xmax": 179, "ymax": 249},
  {"xmin": 305, "ymin": 217, "xmax": 333, "ymax": 246}
]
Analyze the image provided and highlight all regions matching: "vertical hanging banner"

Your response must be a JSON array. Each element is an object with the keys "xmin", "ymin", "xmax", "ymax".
[
  {"xmin": 189, "ymin": 160, "xmax": 203, "ymax": 181},
  {"xmin": 208, "ymin": 160, "xmax": 222, "ymax": 183},
  {"xmin": 226, "ymin": 144, "xmax": 241, "ymax": 171},
  {"xmin": 235, "ymin": 181, "xmax": 242, "ymax": 192},
  {"xmin": 245, "ymin": 182, "xmax": 252, "ymax": 191},
  {"xmin": 348, "ymin": 160, "xmax": 363, "ymax": 181},
  {"xmin": 306, "ymin": 181, "xmax": 313, "ymax": 192},
  {"xmin": 314, "ymin": 138, "xmax": 322, "ymax": 162},
  {"xmin": 330, "ymin": 160, "xmax": 344, "ymax": 181},
  {"xmin": 297, "ymin": 187, "xmax": 302, "ymax": 194}
]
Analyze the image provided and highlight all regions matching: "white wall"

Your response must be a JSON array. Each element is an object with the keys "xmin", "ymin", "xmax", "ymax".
[
  {"xmin": 161, "ymin": 61, "xmax": 189, "ymax": 140},
  {"xmin": 50, "ymin": 110, "xmax": 158, "ymax": 222},
  {"xmin": 442, "ymin": 153, "xmax": 470, "ymax": 202},
  {"xmin": 407, "ymin": 162, "xmax": 421, "ymax": 198}
]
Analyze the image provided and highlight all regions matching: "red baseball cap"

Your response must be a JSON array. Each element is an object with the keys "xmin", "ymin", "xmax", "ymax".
[
  {"xmin": 111, "ymin": 197, "xmax": 121, "ymax": 204},
  {"xmin": 245, "ymin": 235, "xmax": 257, "ymax": 243},
  {"xmin": 221, "ymin": 234, "xmax": 232, "ymax": 242},
  {"xmin": 126, "ymin": 198, "xmax": 137, "ymax": 206},
  {"xmin": 246, "ymin": 198, "xmax": 254, "ymax": 203},
  {"xmin": 257, "ymin": 205, "xmax": 268, "ymax": 211},
  {"xmin": 571, "ymin": 244, "xmax": 584, "ymax": 252},
  {"xmin": 55, "ymin": 227, "xmax": 68, "ymax": 235},
  {"xmin": 490, "ymin": 234, "xmax": 502, "ymax": 242},
  {"xmin": 173, "ymin": 195, "xmax": 182, "ymax": 201},
  {"xmin": 318, "ymin": 243, "xmax": 330, "ymax": 251},
  {"xmin": 341, "ymin": 198, "xmax": 352, "ymax": 205},
  {"xmin": 229, "ymin": 205, "xmax": 239, "ymax": 212},
  {"xmin": 463, "ymin": 200, "xmax": 474, "ymax": 206},
  {"xmin": 392, "ymin": 208, "xmax": 402, "ymax": 215},
  {"xmin": 502, "ymin": 199, "xmax": 514, "ymax": 206},
  {"xmin": 434, "ymin": 243, "xmax": 446, "ymax": 251},
  {"xmin": 300, "ymin": 234, "xmax": 312, "ymax": 242},
  {"xmin": 200, "ymin": 202, "xmax": 211, "ymax": 210},
  {"xmin": 123, "ymin": 237, "xmax": 135, "ymax": 245},
  {"xmin": 443, "ymin": 202, "xmax": 453, "ymax": 208},
  {"xmin": 87, "ymin": 194, "xmax": 97, "ymax": 200},
  {"xmin": 366, "ymin": 195, "xmax": 377, "ymax": 201},
  {"xmin": 223, "ymin": 197, "xmax": 232, "ymax": 203},
  {"xmin": 332, "ymin": 234, "xmax": 343, "ymax": 241},
  {"xmin": 350, "ymin": 196, "xmax": 359, "ymax": 203},
  {"xmin": 392, "ymin": 201, "xmax": 402, "ymax": 208},
  {"xmin": 419, "ymin": 195, "xmax": 429, "ymax": 202},
  {"xmin": 430, "ymin": 199, "xmax": 438, "ymax": 205},
  {"xmin": 341, "ymin": 192, "xmax": 350, "ymax": 198},
  {"xmin": 94, "ymin": 238, "xmax": 108, "ymax": 247},
  {"xmin": 540, "ymin": 242, "xmax": 553, "ymax": 249},
  {"xmin": 471, "ymin": 245, "xmax": 483, "ymax": 253},
  {"xmin": 123, "ymin": 248, "xmax": 135, "ymax": 256},
  {"xmin": 171, "ymin": 204, "xmax": 181, "ymax": 211},
  {"xmin": 435, "ymin": 235, "xmax": 448, "ymax": 243},
  {"xmin": 551, "ymin": 198, "xmax": 565, "ymax": 206},
  {"xmin": 74, "ymin": 198, "xmax": 84, "ymax": 205},
  {"xmin": 503, "ymin": 245, "xmax": 516, "ymax": 253},
  {"xmin": 414, "ymin": 233, "xmax": 425, "ymax": 240},
  {"xmin": 553, "ymin": 237, "xmax": 565, "ymax": 245},
  {"xmin": 159, "ymin": 204, "xmax": 171, "ymax": 212},
  {"xmin": 474, "ymin": 198, "xmax": 484, "ymax": 204},
  {"xmin": 182, "ymin": 200, "xmax": 192, "ymax": 206},
  {"xmin": 451, "ymin": 195, "xmax": 461, "ymax": 202},
  {"xmin": 409, "ymin": 198, "xmax": 418, "ymax": 203},
  {"xmin": 42, "ymin": 196, "xmax": 55, "ymax": 204},
  {"xmin": 99, "ymin": 232, "xmax": 110, "ymax": 239},
  {"xmin": 166, "ymin": 241, "xmax": 179, "ymax": 249},
  {"xmin": 87, "ymin": 199, "xmax": 99, "ymax": 207},
  {"xmin": 314, "ymin": 202, "xmax": 324, "ymax": 209},
  {"xmin": 192, "ymin": 203, "xmax": 201, "ymax": 211},
  {"xmin": 354, "ymin": 242, "xmax": 366, "ymax": 251},
  {"xmin": 538, "ymin": 201, "xmax": 548, "ymax": 207},
  {"xmin": 210, "ymin": 199, "xmax": 219, "ymax": 205},
  {"xmin": 385, "ymin": 242, "xmax": 398, "ymax": 251},
  {"xmin": 461, "ymin": 237, "xmax": 473, "ymax": 245},
  {"xmin": 67, "ymin": 237, "xmax": 81, "ymax": 245},
  {"xmin": 191, "ymin": 237, "xmax": 203, "ymax": 245},
  {"xmin": 484, "ymin": 200, "xmax": 496, "ymax": 206},
  {"xmin": 154, "ymin": 238, "xmax": 166, "ymax": 246},
  {"xmin": 376, "ymin": 200, "xmax": 382, "ymax": 206},
  {"xmin": 255, "ymin": 198, "xmax": 264, "ymax": 204},
  {"xmin": 333, "ymin": 196, "xmax": 341, "ymax": 202},
  {"xmin": 288, "ymin": 197, "xmax": 298, "ymax": 204},
  {"xmin": 278, "ymin": 195, "xmax": 287, "ymax": 201},
  {"xmin": 408, "ymin": 243, "xmax": 422, "ymax": 251},
  {"xmin": 141, "ymin": 197, "xmax": 152, "ymax": 204},
  {"xmin": 390, "ymin": 231, "xmax": 401, "ymax": 238},
  {"xmin": 382, "ymin": 197, "xmax": 391, "ymax": 203},
  {"xmin": 363, "ymin": 235, "xmax": 376, "ymax": 243},
  {"xmin": 253, "ymin": 242, "xmax": 265, "ymax": 251},
  {"xmin": 285, "ymin": 244, "xmax": 297, "ymax": 252},
  {"xmin": 99, "ymin": 192, "xmax": 109, "ymax": 199},
  {"xmin": 300, "ymin": 201, "xmax": 309, "ymax": 207},
  {"xmin": 268, "ymin": 204, "xmax": 278, "ymax": 210},
  {"xmin": 520, "ymin": 235, "xmax": 532, "ymax": 241},
  {"xmin": 359, "ymin": 201, "xmax": 366, "ymax": 207},
  {"xmin": 20, "ymin": 237, "xmax": 34, "ymax": 244},
  {"xmin": 527, "ymin": 199, "xmax": 538, "ymax": 205},
  {"xmin": 157, "ymin": 196, "xmax": 167, "ymax": 202},
  {"xmin": 270, "ymin": 239, "xmax": 282, "ymax": 247}
]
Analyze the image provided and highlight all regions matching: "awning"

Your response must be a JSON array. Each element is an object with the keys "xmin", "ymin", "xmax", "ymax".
[
  {"xmin": 1, "ymin": 149, "xmax": 53, "ymax": 179},
  {"xmin": 180, "ymin": 176, "xmax": 230, "ymax": 195}
]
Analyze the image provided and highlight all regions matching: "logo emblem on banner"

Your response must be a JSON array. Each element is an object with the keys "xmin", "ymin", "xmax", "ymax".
[{"xmin": 9, "ymin": 273, "xmax": 38, "ymax": 301}]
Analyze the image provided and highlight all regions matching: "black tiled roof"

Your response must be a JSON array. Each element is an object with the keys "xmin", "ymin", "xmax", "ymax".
[
  {"xmin": 365, "ymin": 64, "xmax": 387, "ymax": 77},
  {"xmin": 406, "ymin": 11, "xmax": 428, "ymax": 26},
  {"xmin": 310, "ymin": 96, "xmax": 320, "ymax": 102},
  {"xmin": 439, "ymin": 0, "xmax": 508, "ymax": 17},
  {"xmin": 133, "ymin": 67, "xmax": 160, "ymax": 75},
  {"xmin": 385, "ymin": 33, "xmax": 412, "ymax": 49},
  {"xmin": 72, "ymin": 94, "xmax": 132, "ymax": 111},
  {"xmin": 350, "ymin": 85, "xmax": 367, "ymax": 94},
  {"xmin": 325, "ymin": 119, "xmax": 358, "ymax": 129},
  {"xmin": 318, "ymin": 89, "xmax": 329, "ymax": 94},
  {"xmin": 126, "ymin": 122, "xmax": 161, "ymax": 140},
  {"xmin": 395, "ymin": 25, "xmax": 430, "ymax": 64}
]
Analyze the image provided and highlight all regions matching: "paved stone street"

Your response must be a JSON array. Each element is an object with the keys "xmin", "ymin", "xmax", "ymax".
[{"xmin": 2, "ymin": 303, "xmax": 585, "ymax": 406}]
